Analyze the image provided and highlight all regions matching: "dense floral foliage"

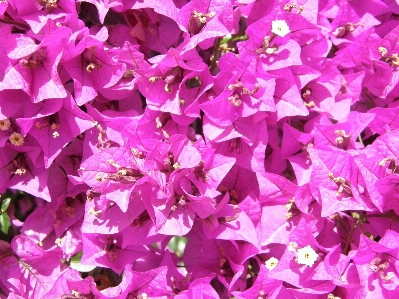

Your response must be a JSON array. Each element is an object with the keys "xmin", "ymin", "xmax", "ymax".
[{"xmin": 1, "ymin": 0, "xmax": 399, "ymax": 298}]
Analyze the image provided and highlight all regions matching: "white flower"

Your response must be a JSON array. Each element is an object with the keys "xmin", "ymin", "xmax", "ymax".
[
  {"xmin": 271, "ymin": 20, "xmax": 290, "ymax": 37},
  {"xmin": 9, "ymin": 132, "xmax": 24, "ymax": 146},
  {"xmin": 0, "ymin": 119, "xmax": 11, "ymax": 131},
  {"xmin": 139, "ymin": 293, "xmax": 148, "ymax": 299},
  {"xmin": 296, "ymin": 245, "xmax": 318, "ymax": 267},
  {"xmin": 265, "ymin": 257, "xmax": 279, "ymax": 270}
]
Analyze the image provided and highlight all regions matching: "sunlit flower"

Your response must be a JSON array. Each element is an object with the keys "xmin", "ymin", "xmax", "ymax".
[
  {"xmin": 139, "ymin": 293, "xmax": 148, "ymax": 299},
  {"xmin": 296, "ymin": 245, "xmax": 318, "ymax": 267},
  {"xmin": 0, "ymin": 119, "xmax": 11, "ymax": 131},
  {"xmin": 271, "ymin": 20, "xmax": 290, "ymax": 37},
  {"xmin": 265, "ymin": 257, "xmax": 279, "ymax": 270},
  {"xmin": 9, "ymin": 132, "xmax": 24, "ymax": 146}
]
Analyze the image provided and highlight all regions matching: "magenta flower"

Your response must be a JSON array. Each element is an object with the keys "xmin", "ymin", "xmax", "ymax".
[
  {"xmin": 1, "ymin": 20, "xmax": 70, "ymax": 102},
  {"xmin": 0, "ymin": 142, "xmax": 50, "ymax": 200},
  {"xmin": 2, "ymin": 0, "xmax": 399, "ymax": 297},
  {"xmin": 200, "ymin": 53, "xmax": 276, "ymax": 126},
  {"xmin": 351, "ymin": 230, "xmax": 399, "ymax": 294},
  {"xmin": 178, "ymin": 0, "xmax": 232, "ymax": 52},
  {"xmin": 136, "ymin": 47, "xmax": 206, "ymax": 112},
  {"xmin": 81, "ymin": 232, "xmax": 148, "ymax": 274},
  {"xmin": 0, "ymin": 235, "xmax": 67, "ymax": 299},
  {"xmin": 7, "ymin": 0, "xmax": 78, "ymax": 33},
  {"xmin": 16, "ymin": 93, "xmax": 94, "ymax": 168},
  {"xmin": 101, "ymin": 266, "xmax": 172, "ymax": 298},
  {"xmin": 62, "ymin": 26, "xmax": 126, "ymax": 105},
  {"xmin": 78, "ymin": 145, "xmax": 147, "ymax": 212},
  {"xmin": 203, "ymin": 115, "xmax": 268, "ymax": 172}
]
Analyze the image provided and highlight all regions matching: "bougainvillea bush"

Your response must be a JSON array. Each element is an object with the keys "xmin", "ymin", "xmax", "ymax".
[{"xmin": 1, "ymin": 0, "xmax": 399, "ymax": 298}]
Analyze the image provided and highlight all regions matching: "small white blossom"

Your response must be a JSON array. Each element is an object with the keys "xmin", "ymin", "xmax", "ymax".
[
  {"xmin": 0, "ymin": 119, "xmax": 11, "ymax": 131},
  {"xmin": 139, "ymin": 293, "xmax": 148, "ymax": 299},
  {"xmin": 271, "ymin": 20, "xmax": 290, "ymax": 37},
  {"xmin": 9, "ymin": 132, "xmax": 24, "ymax": 146},
  {"xmin": 296, "ymin": 245, "xmax": 318, "ymax": 267},
  {"xmin": 265, "ymin": 257, "xmax": 279, "ymax": 270}
]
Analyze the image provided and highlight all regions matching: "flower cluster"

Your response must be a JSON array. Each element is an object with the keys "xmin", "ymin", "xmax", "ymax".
[{"xmin": 1, "ymin": 0, "xmax": 399, "ymax": 298}]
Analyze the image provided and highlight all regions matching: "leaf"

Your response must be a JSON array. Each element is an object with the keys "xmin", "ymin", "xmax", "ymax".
[
  {"xmin": 1, "ymin": 197, "xmax": 11, "ymax": 212},
  {"xmin": 70, "ymin": 250, "xmax": 83, "ymax": 264},
  {"xmin": 69, "ymin": 251, "xmax": 96, "ymax": 272},
  {"xmin": 167, "ymin": 236, "xmax": 188, "ymax": 255},
  {"xmin": 104, "ymin": 9, "xmax": 127, "ymax": 25},
  {"xmin": 103, "ymin": 268, "xmax": 123, "ymax": 287},
  {"xmin": 80, "ymin": 2, "xmax": 126, "ymax": 26},
  {"xmin": 80, "ymin": 2, "xmax": 101, "ymax": 25},
  {"xmin": 0, "ymin": 213, "xmax": 11, "ymax": 234}
]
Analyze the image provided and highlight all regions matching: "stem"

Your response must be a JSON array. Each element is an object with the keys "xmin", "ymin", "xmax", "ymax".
[
  {"xmin": 366, "ymin": 214, "xmax": 387, "ymax": 218},
  {"xmin": 0, "ymin": 18, "xmax": 29, "ymax": 29},
  {"xmin": 267, "ymin": 33, "xmax": 278, "ymax": 46},
  {"xmin": 209, "ymin": 38, "xmax": 221, "ymax": 75},
  {"xmin": 366, "ymin": 211, "xmax": 399, "ymax": 223},
  {"xmin": 343, "ymin": 220, "xmax": 357, "ymax": 255}
]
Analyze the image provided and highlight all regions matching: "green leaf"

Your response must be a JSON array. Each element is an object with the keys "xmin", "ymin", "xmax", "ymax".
[
  {"xmin": 1, "ymin": 198, "xmax": 11, "ymax": 212},
  {"xmin": 232, "ymin": 34, "xmax": 248, "ymax": 41},
  {"xmin": 70, "ymin": 251, "xmax": 83, "ymax": 263},
  {"xmin": 69, "ymin": 251, "xmax": 96, "ymax": 272},
  {"xmin": 0, "ymin": 213, "xmax": 11, "ymax": 234},
  {"xmin": 167, "ymin": 236, "xmax": 179, "ymax": 253},
  {"xmin": 167, "ymin": 236, "xmax": 188, "ymax": 257},
  {"xmin": 220, "ymin": 35, "xmax": 231, "ymax": 45}
]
